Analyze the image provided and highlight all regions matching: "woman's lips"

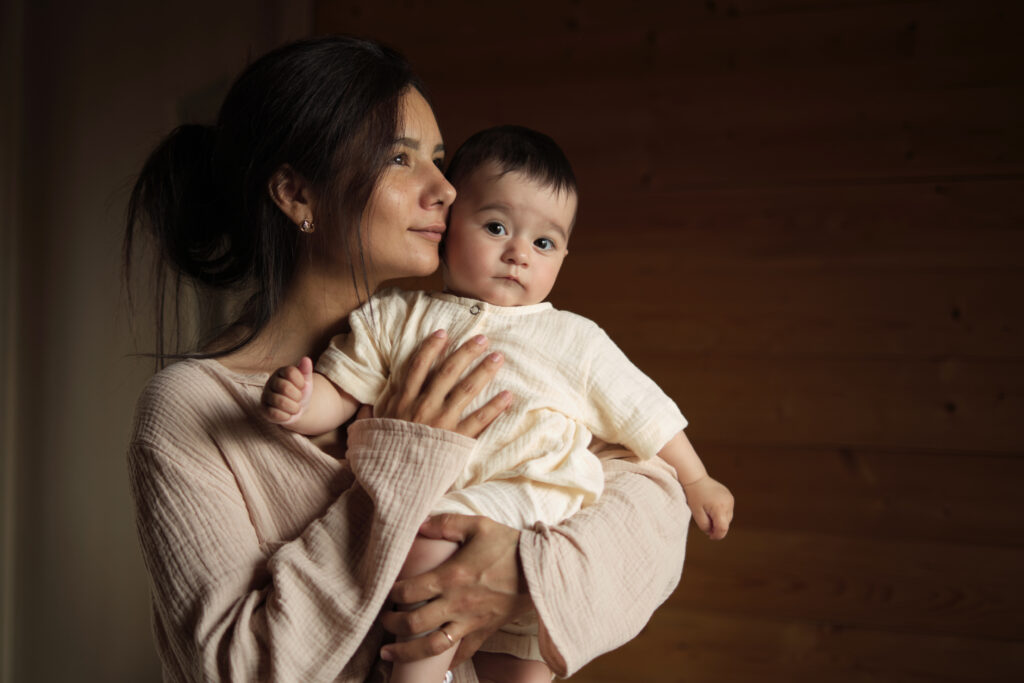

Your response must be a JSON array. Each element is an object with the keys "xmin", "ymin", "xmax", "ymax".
[{"xmin": 410, "ymin": 225, "xmax": 445, "ymax": 242}]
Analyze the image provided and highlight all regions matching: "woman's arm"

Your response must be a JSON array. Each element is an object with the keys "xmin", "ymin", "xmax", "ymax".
[
  {"xmin": 523, "ymin": 451, "xmax": 688, "ymax": 676},
  {"xmin": 380, "ymin": 450, "xmax": 689, "ymax": 677},
  {"xmin": 130, "ymin": 333, "xmax": 510, "ymax": 681},
  {"xmin": 129, "ymin": 416, "xmax": 474, "ymax": 682}
]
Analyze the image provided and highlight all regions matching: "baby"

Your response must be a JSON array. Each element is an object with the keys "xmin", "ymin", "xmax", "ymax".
[{"xmin": 262, "ymin": 126, "xmax": 734, "ymax": 683}]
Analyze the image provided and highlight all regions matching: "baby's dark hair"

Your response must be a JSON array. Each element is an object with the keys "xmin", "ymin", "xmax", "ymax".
[{"xmin": 445, "ymin": 125, "xmax": 577, "ymax": 197}]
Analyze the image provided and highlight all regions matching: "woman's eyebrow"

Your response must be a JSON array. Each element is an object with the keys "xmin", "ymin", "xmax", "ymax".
[{"xmin": 394, "ymin": 137, "xmax": 445, "ymax": 155}]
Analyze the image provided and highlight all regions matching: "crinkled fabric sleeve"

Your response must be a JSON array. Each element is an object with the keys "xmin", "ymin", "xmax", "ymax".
[
  {"xmin": 579, "ymin": 324, "xmax": 688, "ymax": 459},
  {"xmin": 518, "ymin": 452, "xmax": 689, "ymax": 677},
  {"xmin": 128, "ymin": 416, "xmax": 473, "ymax": 682}
]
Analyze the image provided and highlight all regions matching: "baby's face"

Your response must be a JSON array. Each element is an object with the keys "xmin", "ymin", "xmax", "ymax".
[{"xmin": 443, "ymin": 162, "xmax": 576, "ymax": 307}]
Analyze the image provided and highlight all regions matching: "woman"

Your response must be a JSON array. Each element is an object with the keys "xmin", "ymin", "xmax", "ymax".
[{"xmin": 125, "ymin": 36, "xmax": 688, "ymax": 682}]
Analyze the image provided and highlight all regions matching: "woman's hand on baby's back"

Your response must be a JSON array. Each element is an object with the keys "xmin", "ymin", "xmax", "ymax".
[
  {"xmin": 376, "ymin": 329, "xmax": 512, "ymax": 437},
  {"xmin": 260, "ymin": 356, "xmax": 314, "ymax": 424}
]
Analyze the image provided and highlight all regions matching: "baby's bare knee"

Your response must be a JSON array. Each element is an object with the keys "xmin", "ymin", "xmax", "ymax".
[
  {"xmin": 398, "ymin": 535, "xmax": 459, "ymax": 581},
  {"xmin": 474, "ymin": 651, "xmax": 552, "ymax": 683}
]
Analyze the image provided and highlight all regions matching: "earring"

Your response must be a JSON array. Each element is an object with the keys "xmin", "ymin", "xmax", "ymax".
[{"xmin": 299, "ymin": 218, "xmax": 315, "ymax": 234}]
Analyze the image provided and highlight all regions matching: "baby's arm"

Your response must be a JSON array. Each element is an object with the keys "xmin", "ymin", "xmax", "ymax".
[
  {"xmin": 658, "ymin": 431, "xmax": 734, "ymax": 540},
  {"xmin": 260, "ymin": 356, "xmax": 360, "ymax": 436}
]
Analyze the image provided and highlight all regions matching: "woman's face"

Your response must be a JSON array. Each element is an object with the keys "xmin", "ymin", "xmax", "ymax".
[{"xmin": 361, "ymin": 88, "xmax": 456, "ymax": 284}]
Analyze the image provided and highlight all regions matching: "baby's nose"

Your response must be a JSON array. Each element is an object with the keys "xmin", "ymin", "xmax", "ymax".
[{"xmin": 503, "ymin": 245, "xmax": 528, "ymax": 266}]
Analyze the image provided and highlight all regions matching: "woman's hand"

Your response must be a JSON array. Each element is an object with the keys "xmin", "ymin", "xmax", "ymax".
[
  {"xmin": 375, "ymin": 329, "xmax": 512, "ymax": 437},
  {"xmin": 379, "ymin": 514, "xmax": 532, "ymax": 667}
]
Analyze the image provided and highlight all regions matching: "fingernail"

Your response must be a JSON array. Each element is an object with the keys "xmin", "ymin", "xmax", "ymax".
[
  {"xmin": 501, "ymin": 390, "xmax": 513, "ymax": 404},
  {"xmin": 489, "ymin": 352, "xmax": 503, "ymax": 363},
  {"xmin": 433, "ymin": 329, "xmax": 447, "ymax": 339},
  {"xmin": 474, "ymin": 334, "xmax": 487, "ymax": 345},
  {"xmin": 380, "ymin": 649, "xmax": 393, "ymax": 662}
]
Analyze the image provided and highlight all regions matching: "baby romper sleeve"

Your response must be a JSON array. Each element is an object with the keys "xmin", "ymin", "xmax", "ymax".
[
  {"xmin": 316, "ymin": 290, "xmax": 408, "ymax": 404},
  {"xmin": 579, "ymin": 323, "xmax": 688, "ymax": 459}
]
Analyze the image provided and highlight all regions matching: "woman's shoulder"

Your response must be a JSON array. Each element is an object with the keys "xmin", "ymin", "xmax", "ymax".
[
  {"xmin": 138, "ymin": 357, "xmax": 238, "ymax": 400},
  {"xmin": 131, "ymin": 358, "xmax": 261, "ymax": 444}
]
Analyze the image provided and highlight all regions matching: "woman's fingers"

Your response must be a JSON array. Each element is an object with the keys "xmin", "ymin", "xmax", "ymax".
[
  {"xmin": 390, "ymin": 329, "xmax": 450, "ymax": 417},
  {"xmin": 450, "ymin": 629, "xmax": 491, "ymax": 669},
  {"xmin": 381, "ymin": 331, "xmax": 506, "ymax": 433},
  {"xmin": 439, "ymin": 346, "xmax": 499, "ymax": 402},
  {"xmin": 456, "ymin": 388, "xmax": 512, "ymax": 438},
  {"xmin": 421, "ymin": 335, "xmax": 491, "ymax": 411},
  {"xmin": 380, "ymin": 624, "xmax": 460, "ymax": 663},
  {"xmin": 381, "ymin": 515, "xmax": 529, "ymax": 664},
  {"xmin": 379, "ymin": 597, "xmax": 448, "ymax": 638}
]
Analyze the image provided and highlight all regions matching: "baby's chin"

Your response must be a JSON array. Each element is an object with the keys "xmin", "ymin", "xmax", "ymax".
[
  {"xmin": 441, "ymin": 284, "xmax": 541, "ymax": 307},
  {"xmin": 478, "ymin": 293, "xmax": 545, "ymax": 307}
]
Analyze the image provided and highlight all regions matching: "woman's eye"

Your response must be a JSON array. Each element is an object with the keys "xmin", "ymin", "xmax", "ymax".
[
  {"xmin": 433, "ymin": 157, "xmax": 445, "ymax": 170},
  {"xmin": 391, "ymin": 152, "xmax": 408, "ymax": 166},
  {"xmin": 535, "ymin": 237, "xmax": 555, "ymax": 251},
  {"xmin": 485, "ymin": 222, "xmax": 507, "ymax": 236}
]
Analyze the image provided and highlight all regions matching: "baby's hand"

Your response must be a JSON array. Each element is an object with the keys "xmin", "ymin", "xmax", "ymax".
[
  {"xmin": 260, "ymin": 356, "xmax": 314, "ymax": 425},
  {"xmin": 682, "ymin": 476, "xmax": 734, "ymax": 540}
]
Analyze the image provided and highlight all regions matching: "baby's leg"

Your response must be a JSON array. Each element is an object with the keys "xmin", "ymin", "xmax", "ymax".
[
  {"xmin": 474, "ymin": 651, "xmax": 552, "ymax": 683},
  {"xmin": 389, "ymin": 536, "xmax": 460, "ymax": 683}
]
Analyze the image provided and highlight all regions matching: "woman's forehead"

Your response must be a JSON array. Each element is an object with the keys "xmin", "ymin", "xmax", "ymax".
[{"xmin": 396, "ymin": 89, "xmax": 443, "ymax": 150}]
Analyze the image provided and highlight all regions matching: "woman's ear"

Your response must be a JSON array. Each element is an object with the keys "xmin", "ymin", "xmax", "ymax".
[{"xmin": 268, "ymin": 165, "xmax": 318, "ymax": 225}]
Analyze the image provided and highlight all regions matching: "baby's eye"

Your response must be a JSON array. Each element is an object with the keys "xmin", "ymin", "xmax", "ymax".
[
  {"xmin": 534, "ymin": 237, "xmax": 555, "ymax": 251},
  {"xmin": 485, "ymin": 222, "xmax": 507, "ymax": 236}
]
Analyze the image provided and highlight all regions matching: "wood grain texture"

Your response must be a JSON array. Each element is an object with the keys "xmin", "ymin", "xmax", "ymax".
[
  {"xmin": 700, "ymin": 444, "xmax": 1024, "ymax": 545},
  {"xmin": 573, "ymin": 608, "xmax": 1024, "ymax": 683},
  {"xmin": 317, "ymin": 0, "xmax": 1024, "ymax": 679}
]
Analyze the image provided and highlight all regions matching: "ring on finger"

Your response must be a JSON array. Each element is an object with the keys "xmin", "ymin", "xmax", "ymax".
[{"xmin": 440, "ymin": 628, "xmax": 455, "ymax": 647}]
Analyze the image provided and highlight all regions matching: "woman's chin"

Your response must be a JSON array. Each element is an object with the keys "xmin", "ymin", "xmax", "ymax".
[{"xmin": 378, "ymin": 255, "xmax": 440, "ymax": 284}]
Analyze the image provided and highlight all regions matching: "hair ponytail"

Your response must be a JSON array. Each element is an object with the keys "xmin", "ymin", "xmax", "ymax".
[{"xmin": 125, "ymin": 123, "xmax": 238, "ymax": 288}]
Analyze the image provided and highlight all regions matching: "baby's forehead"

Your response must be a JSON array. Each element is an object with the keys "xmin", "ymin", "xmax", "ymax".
[{"xmin": 458, "ymin": 165, "xmax": 577, "ymax": 203}]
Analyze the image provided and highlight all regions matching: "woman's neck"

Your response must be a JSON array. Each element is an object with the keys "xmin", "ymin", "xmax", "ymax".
[{"xmin": 215, "ymin": 268, "xmax": 372, "ymax": 375}]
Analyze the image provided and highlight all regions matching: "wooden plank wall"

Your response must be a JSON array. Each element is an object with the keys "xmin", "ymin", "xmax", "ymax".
[{"xmin": 316, "ymin": 1, "xmax": 1024, "ymax": 680}]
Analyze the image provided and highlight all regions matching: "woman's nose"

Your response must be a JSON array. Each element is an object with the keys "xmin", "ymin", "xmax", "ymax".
[{"xmin": 427, "ymin": 168, "xmax": 456, "ymax": 208}]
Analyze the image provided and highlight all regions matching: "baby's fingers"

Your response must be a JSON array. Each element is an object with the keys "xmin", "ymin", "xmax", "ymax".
[
  {"xmin": 706, "ymin": 510, "xmax": 730, "ymax": 540},
  {"xmin": 261, "ymin": 390, "xmax": 303, "ymax": 423},
  {"xmin": 267, "ymin": 370, "xmax": 306, "ymax": 402},
  {"xmin": 296, "ymin": 357, "xmax": 314, "ymax": 408},
  {"xmin": 706, "ymin": 501, "xmax": 734, "ymax": 540},
  {"xmin": 690, "ymin": 504, "xmax": 713, "ymax": 536}
]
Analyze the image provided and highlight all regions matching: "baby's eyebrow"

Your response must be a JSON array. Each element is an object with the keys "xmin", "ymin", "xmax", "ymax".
[
  {"xmin": 547, "ymin": 222, "xmax": 570, "ymax": 241},
  {"xmin": 477, "ymin": 202, "xmax": 512, "ymax": 214}
]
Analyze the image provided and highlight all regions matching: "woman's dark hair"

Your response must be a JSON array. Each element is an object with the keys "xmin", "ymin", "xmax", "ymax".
[
  {"xmin": 445, "ymin": 125, "xmax": 577, "ymax": 198},
  {"xmin": 124, "ymin": 36, "xmax": 423, "ymax": 362}
]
